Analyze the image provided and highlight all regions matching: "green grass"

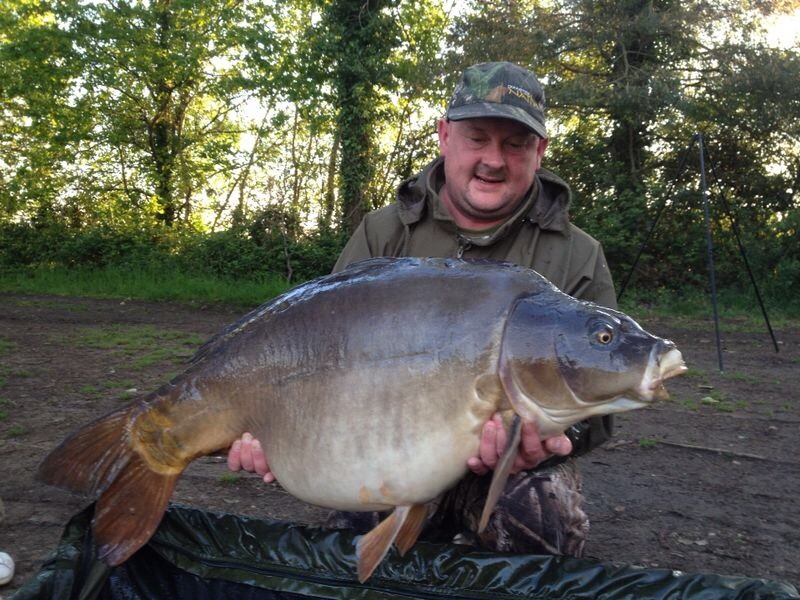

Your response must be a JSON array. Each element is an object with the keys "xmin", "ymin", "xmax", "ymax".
[
  {"xmin": 73, "ymin": 324, "xmax": 205, "ymax": 369},
  {"xmin": 619, "ymin": 287, "xmax": 800, "ymax": 325},
  {"xmin": 0, "ymin": 265, "xmax": 292, "ymax": 308},
  {"xmin": 118, "ymin": 389, "xmax": 139, "ymax": 402},
  {"xmin": 6, "ymin": 424, "xmax": 25, "ymax": 438},
  {"xmin": 218, "ymin": 473, "xmax": 243, "ymax": 485},
  {"xmin": 680, "ymin": 367, "xmax": 706, "ymax": 379},
  {"xmin": 0, "ymin": 338, "xmax": 16, "ymax": 355},
  {"xmin": 638, "ymin": 437, "xmax": 658, "ymax": 448},
  {"xmin": 722, "ymin": 371, "xmax": 759, "ymax": 384}
]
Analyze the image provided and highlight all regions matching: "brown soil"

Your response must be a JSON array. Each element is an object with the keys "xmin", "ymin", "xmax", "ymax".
[{"xmin": 1, "ymin": 292, "xmax": 798, "ymax": 595}]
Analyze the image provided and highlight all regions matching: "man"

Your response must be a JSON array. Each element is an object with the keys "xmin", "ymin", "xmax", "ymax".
[{"xmin": 229, "ymin": 61, "xmax": 617, "ymax": 557}]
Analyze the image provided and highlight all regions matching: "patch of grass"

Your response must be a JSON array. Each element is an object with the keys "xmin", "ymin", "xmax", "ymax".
[
  {"xmin": 118, "ymin": 389, "xmax": 139, "ymax": 402},
  {"xmin": 0, "ymin": 409, "xmax": 7, "ymax": 420},
  {"xmin": 131, "ymin": 346, "xmax": 183, "ymax": 369},
  {"xmin": 6, "ymin": 424, "xmax": 25, "ymax": 438},
  {"xmin": 723, "ymin": 371, "xmax": 759, "ymax": 384},
  {"xmin": 73, "ymin": 324, "xmax": 205, "ymax": 371},
  {"xmin": 700, "ymin": 390, "xmax": 745, "ymax": 413},
  {"xmin": 681, "ymin": 367, "xmax": 705, "ymax": 379},
  {"xmin": 638, "ymin": 437, "xmax": 658, "ymax": 448},
  {"xmin": 678, "ymin": 397, "xmax": 699, "ymax": 411},
  {"xmin": 218, "ymin": 473, "xmax": 242, "ymax": 485},
  {"xmin": 11, "ymin": 368, "xmax": 39, "ymax": 378},
  {"xmin": 619, "ymin": 287, "xmax": 799, "ymax": 324},
  {"xmin": 1, "ymin": 265, "xmax": 291, "ymax": 308},
  {"xmin": 0, "ymin": 338, "xmax": 16, "ymax": 355},
  {"xmin": 80, "ymin": 383, "xmax": 102, "ymax": 395}
]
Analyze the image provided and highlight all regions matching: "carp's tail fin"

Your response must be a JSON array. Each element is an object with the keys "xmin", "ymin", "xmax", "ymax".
[
  {"xmin": 38, "ymin": 408, "xmax": 134, "ymax": 495},
  {"xmin": 93, "ymin": 452, "xmax": 178, "ymax": 565},
  {"xmin": 37, "ymin": 405, "xmax": 181, "ymax": 566}
]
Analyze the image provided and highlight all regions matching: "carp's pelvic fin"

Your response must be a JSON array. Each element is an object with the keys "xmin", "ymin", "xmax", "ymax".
[
  {"xmin": 356, "ymin": 503, "xmax": 427, "ymax": 583},
  {"xmin": 478, "ymin": 414, "xmax": 522, "ymax": 533}
]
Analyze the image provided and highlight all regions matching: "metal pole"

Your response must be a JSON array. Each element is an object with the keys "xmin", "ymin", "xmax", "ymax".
[
  {"xmin": 704, "ymin": 151, "xmax": 780, "ymax": 353},
  {"xmin": 697, "ymin": 133, "xmax": 724, "ymax": 372}
]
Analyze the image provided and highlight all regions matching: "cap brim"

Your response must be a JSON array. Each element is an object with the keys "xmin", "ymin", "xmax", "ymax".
[{"xmin": 447, "ymin": 103, "xmax": 547, "ymax": 139}]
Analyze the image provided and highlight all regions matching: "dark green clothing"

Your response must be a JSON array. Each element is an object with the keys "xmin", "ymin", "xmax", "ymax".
[{"xmin": 334, "ymin": 157, "xmax": 617, "ymax": 309}]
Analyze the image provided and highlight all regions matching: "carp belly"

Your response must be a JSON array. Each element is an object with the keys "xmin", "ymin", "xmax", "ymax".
[{"xmin": 253, "ymin": 359, "xmax": 498, "ymax": 511}]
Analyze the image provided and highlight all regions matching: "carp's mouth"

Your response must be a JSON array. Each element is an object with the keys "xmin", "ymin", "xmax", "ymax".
[
  {"xmin": 535, "ymin": 345, "xmax": 687, "ymax": 427},
  {"xmin": 638, "ymin": 345, "xmax": 687, "ymax": 401}
]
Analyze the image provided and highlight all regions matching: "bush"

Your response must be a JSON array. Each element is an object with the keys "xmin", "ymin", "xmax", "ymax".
[{"xmin": 0, "ymin": 221, "xmax": 347, "ymax": 285}]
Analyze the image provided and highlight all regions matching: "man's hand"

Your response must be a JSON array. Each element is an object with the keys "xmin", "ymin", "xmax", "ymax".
[
  {"xmin": 227, "ymin": 432, "xmax": 275, "ymax": 483},
  {"xmin": 466, "ymin": 413, "xmax": 572, "ymax": 476}
]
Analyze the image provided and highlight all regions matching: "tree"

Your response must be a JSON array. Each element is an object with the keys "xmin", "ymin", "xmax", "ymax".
[
  {"xmin": 0, "ymin": 0, "xmax": 86, "ymax": 225},
  {"xmin": 447, "ymin": 0, "xmax": 800, "ymax": 292}
]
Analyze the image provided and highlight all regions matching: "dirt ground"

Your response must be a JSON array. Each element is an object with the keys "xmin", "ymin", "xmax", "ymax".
[{"xmin": 1, "ymin": 291, "xmax": 798, "ymax": 596}]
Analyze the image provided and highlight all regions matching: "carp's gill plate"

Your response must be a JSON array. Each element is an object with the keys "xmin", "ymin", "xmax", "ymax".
[{"xmin": 38, "ymin": 257, "xmax": 686, "ymax": 582}]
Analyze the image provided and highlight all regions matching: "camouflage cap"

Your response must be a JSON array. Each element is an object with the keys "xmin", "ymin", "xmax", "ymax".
[{"xmin": 446, "ymin": 62, "xmax": 547, "ymax": 138}]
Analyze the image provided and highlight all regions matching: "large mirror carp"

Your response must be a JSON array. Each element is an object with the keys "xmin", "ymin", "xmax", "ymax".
[{"xmin": 38, "ymin": 257, "xmax": 686, "ymax": 582}]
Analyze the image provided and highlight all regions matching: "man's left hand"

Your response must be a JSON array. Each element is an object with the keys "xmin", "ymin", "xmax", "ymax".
[{"xmin": 466, "ymin": 413, "xmax": 571, "ymax": 476}]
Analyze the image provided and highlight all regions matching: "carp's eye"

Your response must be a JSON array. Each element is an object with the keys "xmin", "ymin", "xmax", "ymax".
[{"xmin": 594, "ymin": 325, "xmax": 614, "ymax": 345}]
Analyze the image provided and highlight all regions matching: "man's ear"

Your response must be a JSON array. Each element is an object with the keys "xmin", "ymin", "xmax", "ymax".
[
  {"xmin": 437, "ymin": 118, "xmax": 449, "ymax": 155},
  {"xmin": 535, "ymin": 136, "xmax": 549, "ymax": 166}
]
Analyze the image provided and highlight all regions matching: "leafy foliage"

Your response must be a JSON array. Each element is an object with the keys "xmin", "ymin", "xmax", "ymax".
[
  {"xmin": 448, "ymin": 0, "xmax": 800, "ymax": 296},
  {"xmin": 0, "ymin": 0, "xmax": 798, "ymax": 301}
]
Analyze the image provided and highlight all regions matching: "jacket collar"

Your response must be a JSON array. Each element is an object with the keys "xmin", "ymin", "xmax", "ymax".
[{"xmin": 396, "ymin": 157, "xmax": 572, "ymax": 238}]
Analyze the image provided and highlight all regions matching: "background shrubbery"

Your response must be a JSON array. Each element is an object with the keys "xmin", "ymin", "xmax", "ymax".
[
  {"xmin": 1, "ymin": 1, "xmax": 798, "ymax": 314},
  {"xmin": 0, "ymin": 221, "xmax": 347, "ymax": 285}
]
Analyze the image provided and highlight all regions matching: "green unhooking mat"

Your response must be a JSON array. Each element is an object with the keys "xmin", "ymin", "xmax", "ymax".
[{"xmin": 12, "ymin": 504, "xmax": 799, "ymax": 600}]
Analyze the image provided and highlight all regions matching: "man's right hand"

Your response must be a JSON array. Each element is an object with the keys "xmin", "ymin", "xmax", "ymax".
[{"xmin": 227, "ymin": 432, "xmax": 275, "ymax": 483}]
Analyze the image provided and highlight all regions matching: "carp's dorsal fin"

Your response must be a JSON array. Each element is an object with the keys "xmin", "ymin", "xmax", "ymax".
[
  {"xmin": 357, "ymin": 503, "xmax": 425, "ymax": 583},
  {"xmin": 478, "ymin": 414, "xmax": 522, "ymax": 533}
]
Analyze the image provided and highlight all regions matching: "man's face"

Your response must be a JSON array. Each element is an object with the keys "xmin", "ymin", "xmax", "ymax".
[{"xmin": 438, "ymin": 117, "xmax": 548, "ymax": 229}]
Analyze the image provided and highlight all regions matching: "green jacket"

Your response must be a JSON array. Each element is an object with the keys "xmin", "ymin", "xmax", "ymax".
[
  {"xmin": 334, "ymin": 157, "xmax": 617, "ymax": 309},
  {"xmin": 333, "ymin": 157, "xmax": 616, "ymax": 457}
]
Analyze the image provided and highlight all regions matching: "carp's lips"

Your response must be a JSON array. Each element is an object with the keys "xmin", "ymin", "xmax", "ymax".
[{"xmin": 639, "ymin": 346, "xmax": 687, "ymax": 401}]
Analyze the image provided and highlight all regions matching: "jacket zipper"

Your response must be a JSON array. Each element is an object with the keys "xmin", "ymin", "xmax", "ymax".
[{"xmin": 456, "ymin": 236, "xmax": 471, "ymax": 258}]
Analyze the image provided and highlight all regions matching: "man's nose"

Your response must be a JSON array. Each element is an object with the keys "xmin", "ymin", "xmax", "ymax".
[{"xmin": 480, "ymin": 140, "xmax": 505, "ymax": 169}]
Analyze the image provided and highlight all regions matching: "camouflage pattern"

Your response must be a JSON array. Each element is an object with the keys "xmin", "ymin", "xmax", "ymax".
[
  {"xmin": 325, "ymin": 460, "xmax": 588, "ymax": 557},
  {"xmin": 447, "ymin": 62, "xmax": 548, "ymax": 138}
]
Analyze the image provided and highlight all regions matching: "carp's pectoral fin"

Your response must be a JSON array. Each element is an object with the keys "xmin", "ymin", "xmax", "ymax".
[
  {"xmin": 478, "ymin": 414, "xmax": 522, "ymax": 533},
  {"xmin": 357, "ymin": 503, "xmax": 425, "ymax": 583},
  {"xmin": 94, "ymin": 453, "xmax": 179, "ymax": 565}
]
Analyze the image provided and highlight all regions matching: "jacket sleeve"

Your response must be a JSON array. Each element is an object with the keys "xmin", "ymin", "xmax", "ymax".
[
  {"xmin": 332, "ymin": 219, "xmax": 374, "ymax": 273},
  {"xmin": 581, "ymin": 244, "xmax": 618, "ymax": 309}
]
